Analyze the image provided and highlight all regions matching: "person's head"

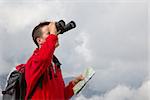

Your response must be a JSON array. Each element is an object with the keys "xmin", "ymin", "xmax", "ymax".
[
  {"xmin": 32, "ymin": 21, "xmax": 50, "ymax": 48},
  {"xmin": 32, "ymin": 21, "xmax": 59, "ymax": 48}
]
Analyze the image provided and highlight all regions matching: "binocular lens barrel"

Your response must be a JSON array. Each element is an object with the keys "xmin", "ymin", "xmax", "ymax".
[{"xmin": 56, "ymin": 20, "xmax": 76, "ymax": 34}]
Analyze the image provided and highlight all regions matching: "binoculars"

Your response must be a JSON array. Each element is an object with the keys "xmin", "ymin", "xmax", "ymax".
[{"xmin": 55, "ymin": 20, "xmax": 76, "ymax": 34}]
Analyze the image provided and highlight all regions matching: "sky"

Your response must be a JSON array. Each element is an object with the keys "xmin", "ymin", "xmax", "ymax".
[{"xmin": 0, "ymin": 0, "xmax": 149, "ymax": 100}]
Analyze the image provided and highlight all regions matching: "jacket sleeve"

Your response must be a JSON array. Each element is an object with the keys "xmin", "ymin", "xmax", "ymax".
[
  {"xmin": 25, "ymin": 34, "xmax": 58, "ymax": 99},
  {"xmin": 64, "ymin": 81, "xmax": 75, "ymax": 99}
]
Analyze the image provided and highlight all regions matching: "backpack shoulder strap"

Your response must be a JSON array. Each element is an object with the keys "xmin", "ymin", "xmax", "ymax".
[{"xmin": 53, "ymin": 55, "xmax": 61, "ymax": 68}]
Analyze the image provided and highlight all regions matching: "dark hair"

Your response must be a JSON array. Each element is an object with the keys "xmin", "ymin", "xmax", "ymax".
[{"xmin": 32, "ymin": 21, "xmax": 50, "ymax": 47}]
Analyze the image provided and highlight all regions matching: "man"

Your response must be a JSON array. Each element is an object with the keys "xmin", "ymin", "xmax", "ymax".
[{"xmin": 25, "ymin": 21, "xmax": 84, "ymax": 100}]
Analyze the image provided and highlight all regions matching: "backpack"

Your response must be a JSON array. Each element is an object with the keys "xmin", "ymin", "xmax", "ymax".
[
  {"xmin": 2, "ymin": 55, "xmax": 61, "ymax": 100},
  {"xmin": 2, "ymin": 64, "xmax": 26, "ymax": 100}
]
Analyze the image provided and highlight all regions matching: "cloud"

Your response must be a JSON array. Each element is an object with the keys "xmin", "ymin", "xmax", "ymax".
[
  {"xmin": 0, "ymin": 0, "xmax": 68, "ymax": 74},
  {"xmin": 75, "ymin": 31, "xmax": 92, "ymax": 62},
  {"xmin": 0, "ymin": 0, "xmax": 148, "ymax": 100},
  {"xmin": 0, "ymin": 1, "xmax": 67, "ymax": 33},
  {"xmin": 75, "ymin": 80, "xmax": 150, "ymax": 100}
]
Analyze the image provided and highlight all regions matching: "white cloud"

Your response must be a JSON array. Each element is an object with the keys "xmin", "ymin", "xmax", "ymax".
[
  {"xmin": 0, "ymin": 87, "xmax": 2, "ymax": 100},
  {"xmin": 0, "ymin": 0, "xmax": 68, "ymax": 74},
  {"xmin": 75, "ymin": 80, "xmax": 150, "ymax": 100},
  {"xmin": 0, "ymin": 1, "xmax": 66, "ymax": 34},
  {"xmin": 75, "ymin": 31, "xmax": 92, "ymax": 62},
  {"xmin": 0, "ymin": 57, "xmax": 10, "ymax": 74},
  {"xmin": 0, "ymin": 0, "xmax": 148, "ymax": 100}
]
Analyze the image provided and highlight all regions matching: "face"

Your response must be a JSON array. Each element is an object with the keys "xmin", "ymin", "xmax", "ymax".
[
  {"xmin": 41, "ymin": 25, "xmax": 50, "ymax": 42},
  {"xmin": 36, "ymin": 25, "xmax": 59, "ymax": 48}
]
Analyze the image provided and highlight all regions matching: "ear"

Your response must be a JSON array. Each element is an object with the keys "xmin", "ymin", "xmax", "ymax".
[{"xmin": 36, "ymin": 37, "xmax": 43, "ymax": 46}]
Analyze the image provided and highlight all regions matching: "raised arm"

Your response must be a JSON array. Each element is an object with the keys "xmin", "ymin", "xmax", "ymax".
[{"xmin": 25, "ymin": 22, "xmax": 58, "ymax": 99}]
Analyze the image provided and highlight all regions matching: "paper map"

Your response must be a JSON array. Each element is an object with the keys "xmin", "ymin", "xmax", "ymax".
[{"xmin": 73, "ymin": 67, "xmax": 95, "ymax": 95}]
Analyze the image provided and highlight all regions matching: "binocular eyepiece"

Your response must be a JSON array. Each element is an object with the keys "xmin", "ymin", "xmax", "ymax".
[{"xmin": 55, "ymin": 20, "xmax": 76, "ymax": 34}]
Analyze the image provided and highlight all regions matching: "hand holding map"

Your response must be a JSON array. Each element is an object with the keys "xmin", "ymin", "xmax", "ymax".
[{"xmin": 73, "ymin": 67, "xmax": 95, "ymax": 95}]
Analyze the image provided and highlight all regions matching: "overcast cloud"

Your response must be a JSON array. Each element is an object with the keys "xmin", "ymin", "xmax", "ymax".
[{"xmin": 0, "ymin": 0, "xmax": 149, "ymax": 100}]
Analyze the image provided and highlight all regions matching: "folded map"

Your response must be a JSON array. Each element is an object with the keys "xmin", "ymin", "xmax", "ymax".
[{"xmin": 73, "ymin": 67, "xmax": 95, "ymax": 95}]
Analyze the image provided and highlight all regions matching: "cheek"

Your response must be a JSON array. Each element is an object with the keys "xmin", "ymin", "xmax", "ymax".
[
  {"xmin": 43, "ymin": 34, "xmax": 49, "ymax": 43},
  {"xmin": 42, "ymin": 34, "xmax": 49, "ymax": 40}
]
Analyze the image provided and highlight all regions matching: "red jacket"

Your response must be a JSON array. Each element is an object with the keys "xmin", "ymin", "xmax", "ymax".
[{"xmin": 25, "ymin": 34, "xmax": 74, "ymax": 100}]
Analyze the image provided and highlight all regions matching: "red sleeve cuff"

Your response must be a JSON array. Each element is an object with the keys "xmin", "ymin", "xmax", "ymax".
[
  {"xmin": 69, "ymin": 80, "xmax": 76, "ymax": 88},
  {"xmin": 64, "ymin": 81, "xmax": 75, "ymax": 99}
]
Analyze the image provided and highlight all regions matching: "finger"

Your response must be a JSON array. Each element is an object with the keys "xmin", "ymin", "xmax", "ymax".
[
  {"xmin": 79, "ymin": 74, "xmax": 85, "ymax": 80},
  {"xmin": 50, "ymin": 21, "xmax": 55, "ymax": 24}
]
